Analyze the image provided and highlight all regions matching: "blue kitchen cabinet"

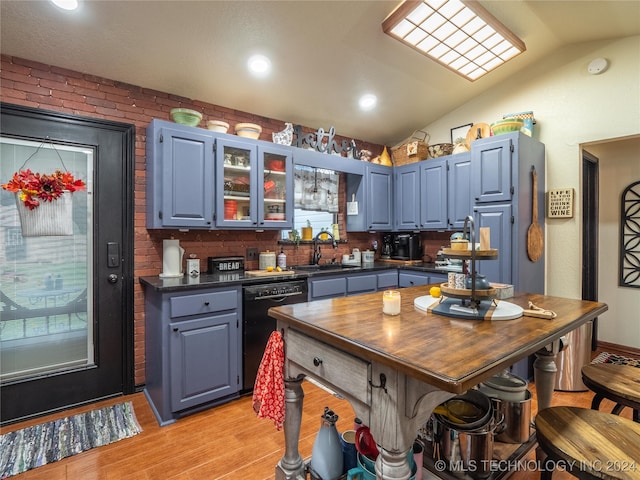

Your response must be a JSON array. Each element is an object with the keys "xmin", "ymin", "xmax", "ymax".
[
  {"xmin": 471, "ymin": 133, "xmax": 545, "ymax": 381},
  {"xmin": 395, "ymin": 163, "xmax": 421, "ymax": 231},
  {"xmin": 146, "ymin": 120, "xmax": 215, "ymax": 229},
  {"xmin": 447, "ymin": 153, "xmax": 472, "ymax": 229},
  {"xmin": 473, "ymin": 203, "xmax": 512, "ymax": 284},
  {"xmin": 417, "ymin": 153, "xmax": 472, "ymax": 231},
  {"xmin": 144, "ymin": 285, "xmax": 242, "ymax": 426},
  {"xmin": 215, "ymin": 137, "xmax": 293, "ymax": 229},
  {"xmin": 471, "ymin": 132, "xmax": 545, "ymax": 292},
  {"xmin": 367, "ymin": 164, "xmax": 394, "ymax": 231},
  {"xmin": 472, "ymin": 136, "xmax": 512, "ymax": 204},
  {"xmin": 307, "ymin": 270, "xmax": 399, "ymax": 301},
  {"xmin": 346, "ymin": 163, "xmax": 393, "ymax": 232},
  {"xmin": 420, "ymin": 158, "xmax": 448, "ymax": 230},
  {"xmin": 398, "ymin": 271, "xmax": 446, "ymax": 288}
]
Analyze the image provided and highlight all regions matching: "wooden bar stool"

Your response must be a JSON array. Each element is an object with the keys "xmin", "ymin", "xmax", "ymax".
[
  {"xmin": 535, "ymin": 406, "xmax": 640, "ymax": 480},
  {"xmin": 581, "ymin": 364, "xmax": 640, "ymax": 422}
]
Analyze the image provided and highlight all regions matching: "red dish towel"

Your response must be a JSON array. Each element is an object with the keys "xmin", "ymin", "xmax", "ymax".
[{"xmin": 252, "ymin": 330, "xmax": 285, "ymax": 430}]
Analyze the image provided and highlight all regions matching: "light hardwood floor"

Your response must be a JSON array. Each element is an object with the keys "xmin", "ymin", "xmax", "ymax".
[{"xmin": 2, "ymin": 364, "xmax": 635, "ymax": 479}]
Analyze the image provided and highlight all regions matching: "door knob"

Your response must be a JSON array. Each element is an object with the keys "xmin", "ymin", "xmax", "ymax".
[{"xmin": 108, "ymin": 274, "xmax": 119, "ymax": 284}]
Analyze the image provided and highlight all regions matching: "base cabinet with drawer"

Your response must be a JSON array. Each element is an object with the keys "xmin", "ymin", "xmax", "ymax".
[
  {"xmin": 398, "ymin": 271, "xmax": 447, "ymax": 288},
  {"xmin": 143, "ymin": 285, "xmax": 242, "ymax": 426},
  {"xmin": 308, "ymin": 270, "xmax": 399, "ymax": 301}
]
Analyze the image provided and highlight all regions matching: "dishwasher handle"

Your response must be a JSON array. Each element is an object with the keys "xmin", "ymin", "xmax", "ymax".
[{"xmin": 251, "ymin": 291, "xmax": 305, "ymax": 301}]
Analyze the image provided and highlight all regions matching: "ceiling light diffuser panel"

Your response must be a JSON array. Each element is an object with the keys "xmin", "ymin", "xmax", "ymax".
[{"xmin": 382, "ymin": 0, "xmax": 526, "ymax": 80}]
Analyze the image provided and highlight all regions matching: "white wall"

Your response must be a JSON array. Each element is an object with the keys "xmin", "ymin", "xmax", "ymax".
[
  {"xmin": 422, "ymin": 35, "xmax": 640, "ymax": 348},
  {"xmin": 584, "ymin": 138, "xmax": 640, "ymax": 348}
]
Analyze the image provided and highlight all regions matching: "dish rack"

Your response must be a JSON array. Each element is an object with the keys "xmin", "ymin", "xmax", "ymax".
[{"xmin": 439, "ymin": 216, "xmax": 498, "ymax": 311}]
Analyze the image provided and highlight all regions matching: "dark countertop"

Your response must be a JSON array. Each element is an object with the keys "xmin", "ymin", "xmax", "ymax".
[{"xmin": 138, "ymin": 262, "xmax": 452, "ymax": 292}]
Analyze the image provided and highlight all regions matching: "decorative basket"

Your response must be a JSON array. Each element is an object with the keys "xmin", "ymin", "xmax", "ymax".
[
  {"xmin": 15, "ymin": 191, "xmax": 73, "ymax": 236},
  {"xmin": 391, "ymin": 130, "xmax": 430, "ymax": 166},
  {"xmin": 428, "ymin": 143, "xmax": 454, "ymax": 158}
]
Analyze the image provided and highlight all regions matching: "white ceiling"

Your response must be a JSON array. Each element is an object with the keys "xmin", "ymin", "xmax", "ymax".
[{"xmin": 1, "ymin": 0, "xmax": 639, "ymax": 146}]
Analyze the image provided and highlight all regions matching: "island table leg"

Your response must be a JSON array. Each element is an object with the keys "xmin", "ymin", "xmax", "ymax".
[{"xmin": 276, "ymin": 376, "xmax": 306, "ymax": 480}]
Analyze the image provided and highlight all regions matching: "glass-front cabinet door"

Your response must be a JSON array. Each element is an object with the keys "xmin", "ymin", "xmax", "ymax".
[
  {"xmin": 215, "ymin": 137, "xmax": 292, "ymax": 229},
  {"xmin": 216, "ymin": 137, "xmax": 257, "ymax": 229},
  {"xmin": 257, "ymin": 145, "xmax": 292, "ymax": 229}
]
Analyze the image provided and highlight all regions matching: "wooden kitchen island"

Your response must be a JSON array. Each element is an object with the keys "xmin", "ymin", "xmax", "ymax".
[{"xmin": 268, "ymin": 287, "xmax": 608, "ymax": 480}]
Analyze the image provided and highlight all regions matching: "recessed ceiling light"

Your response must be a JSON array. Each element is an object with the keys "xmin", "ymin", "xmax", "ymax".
[
  {"xmin": 51, "ymin": 0, "xmax": 79, "ymax": 10},
  {"xmin": 247, "ymin": 55, "xmax": 272, "ymax": 78},
  {"xmin": 382, "ymin": 0, "xmax": 525, "ymax": 81},
  {"xmin": 359, "ymin": 94, "xmax": 377, "ymax": 111}
]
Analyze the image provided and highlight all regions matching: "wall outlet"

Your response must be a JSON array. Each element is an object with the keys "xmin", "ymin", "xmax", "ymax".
[{"xmin": 246, "ymin": 247, "xmax": 259, "ymax": 261}]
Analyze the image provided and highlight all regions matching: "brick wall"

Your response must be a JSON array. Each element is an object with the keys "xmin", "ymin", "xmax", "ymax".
[{"xmin": 0, "ymin": 54, "xmax": 451, "ymax": 386}]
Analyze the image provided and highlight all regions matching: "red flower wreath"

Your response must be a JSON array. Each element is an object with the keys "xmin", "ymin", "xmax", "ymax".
[{"xmin": 1, "ymin": 169, "xmax": 86, "ymax": 210}]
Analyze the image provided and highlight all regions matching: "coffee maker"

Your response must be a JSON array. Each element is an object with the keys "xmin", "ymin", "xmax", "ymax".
[
  {"xmin": 381, "ymin": 234, "xmax": 393, "ymax": 259},
  {"xmin": 391, "ymin": 233, "xmax": 422, "ymax": 260}
]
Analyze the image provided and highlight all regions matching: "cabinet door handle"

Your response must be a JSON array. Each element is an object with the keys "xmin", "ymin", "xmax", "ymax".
[
  {"xmin": 173, "ymin": 327, "xmax": 178, "ymax": 332},
  {"xmin": 313, "ymin": 357, "xmax": 323, "ymax": 367},
  {"xmin": 204, "ymin": 301, "xmax": 210, "ymax": 306}
]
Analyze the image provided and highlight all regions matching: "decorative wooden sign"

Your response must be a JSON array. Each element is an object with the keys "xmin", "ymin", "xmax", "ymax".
[{"xmin": 547, "ymin": 188, "xmax": 574, "ymax": 218}]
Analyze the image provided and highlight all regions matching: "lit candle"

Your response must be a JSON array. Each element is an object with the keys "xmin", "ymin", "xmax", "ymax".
[{"xmin": 382, "ymin": 290, "xmax": 401, "ymax": 315}]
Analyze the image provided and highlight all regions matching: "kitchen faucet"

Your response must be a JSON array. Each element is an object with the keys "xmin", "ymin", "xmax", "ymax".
[{"xmin": 312, "ymin": 231, "xmax": 338, "ymax": 265}]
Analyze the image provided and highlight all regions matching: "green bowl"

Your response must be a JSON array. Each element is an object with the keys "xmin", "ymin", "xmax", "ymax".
[
  {"xmin": 490, "ymin": 119, "xmax": 523, "ymax": 136},
  {"xmin": 170, "ymin": 108, "xmax": 202, "ymax": 127}
]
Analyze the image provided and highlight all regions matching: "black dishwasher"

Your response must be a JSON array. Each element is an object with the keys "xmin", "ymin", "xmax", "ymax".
[{"xmin": 242, "ymin": 279, "xmax": 308, "ymax": 393}]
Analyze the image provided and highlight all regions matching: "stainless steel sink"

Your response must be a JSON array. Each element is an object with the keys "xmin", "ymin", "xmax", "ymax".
[{"xmin": 293, "ymin": 264, "xmax": 360, "ymax": 272}]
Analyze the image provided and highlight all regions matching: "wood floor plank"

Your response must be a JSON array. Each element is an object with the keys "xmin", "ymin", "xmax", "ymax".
[{"xmin": 3, "ymin": 357, "xmax": 637, "ymax": 479}]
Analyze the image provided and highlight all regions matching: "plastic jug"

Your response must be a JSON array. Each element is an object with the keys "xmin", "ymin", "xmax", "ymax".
[{"xmin": 310, "ymin": 407, "xmax": 343, "ymax": 480}]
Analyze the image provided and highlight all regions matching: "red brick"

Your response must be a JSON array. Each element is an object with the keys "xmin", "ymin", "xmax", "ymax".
[
  {"xmin": 14, "ymin": 81, "xmax": 50, "ymax": 95},
  {"xmin": 40, "ymin": 78, "xmax": 74, "ymax": 92},
  {"xmin": 31, "ymin": 68, "xmax": 67, "ymax": 83},
  {"xmin": 50, "ymin": 65, "xmax": 84, "ymax": 79},
  {"xmin": 12, "ymin": 57, "xmax": 51, "ymax": 71}
]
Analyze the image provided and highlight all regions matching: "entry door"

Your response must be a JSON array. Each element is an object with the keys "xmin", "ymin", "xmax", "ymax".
[{"xmin": 0, "ymin": 104, "xmax": 134, "ymax": 424}]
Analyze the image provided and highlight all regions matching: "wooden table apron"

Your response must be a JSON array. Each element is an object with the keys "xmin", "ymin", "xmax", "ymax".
[{"xmin": 268, "ymin": 287, "xmax": 608, "ymax": 480}]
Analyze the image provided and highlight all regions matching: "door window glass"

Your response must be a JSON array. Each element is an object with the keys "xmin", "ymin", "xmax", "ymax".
[{"xmin": 0, "ymin": 138, "xmax": 93, "ymax": 382}]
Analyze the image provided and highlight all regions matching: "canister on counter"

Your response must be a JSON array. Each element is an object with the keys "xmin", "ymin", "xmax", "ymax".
[
  {"xmin": 259, "ymin": 250, "xmax": 276, "ymax": 270},
  {"xmin": 186, "ymin": 258, "xmax": 200, "ymax": 277}
]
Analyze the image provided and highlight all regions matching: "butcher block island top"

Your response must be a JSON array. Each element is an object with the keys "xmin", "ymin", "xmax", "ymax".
[
  {"xmin": 268, "ymin": 287, "xmax": 607, "ymax": 394},
  {"xmin": 268, "ymin": 286, "xmax": 608, "ymax": 480}
]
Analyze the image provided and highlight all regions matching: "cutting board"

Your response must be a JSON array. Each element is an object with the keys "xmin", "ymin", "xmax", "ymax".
[{"xmin": 245, "ymin": 269, "xmax": 296, "ymax": 277}]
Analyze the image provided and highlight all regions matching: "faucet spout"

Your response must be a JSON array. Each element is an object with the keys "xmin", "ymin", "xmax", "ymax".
[{"xmin": 312, "ymin": 231, "xmax": 337, "ymax": 264}]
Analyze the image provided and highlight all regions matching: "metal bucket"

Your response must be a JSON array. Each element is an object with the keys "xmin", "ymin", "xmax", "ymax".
[
  {"xmin": 434, "ymin": 390, "xmax": 499, "ymax": 479},
  {"xmin": 492, "ymin": 390, "xmax": 532, "ymax": 443},
  {"xmin": 436, "ymin": 415, "xmax": 500, "ymax": 479}
]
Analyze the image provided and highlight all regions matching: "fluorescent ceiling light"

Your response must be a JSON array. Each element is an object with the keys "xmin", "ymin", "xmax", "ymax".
[
  {"xmin": 247, "ymin": 54, "xmax": 271, "ymax": 78},
  {"xmin": 51, "ymin": 0, "xmax": 78, "ymax": 10},
  {"xmin": 382, "ymin": 0, "xmax": 525, "ymax": 81},
  {"xmin": 359, "ymin": 94, "xmax": 377, "ymax": 111}
]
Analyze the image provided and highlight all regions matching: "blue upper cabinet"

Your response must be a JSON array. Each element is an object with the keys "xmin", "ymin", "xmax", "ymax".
[
  {"xmin": 420, "ymin": 158, "xmax": 448, "ymax": 230},
  {"xmin": 146, "ymin": 120, "xmax": 215, "ymax": 229},
  {"xmin": 146, "ymin": 119, "xmax": 293, "ymax": 230},
  {"xmin": 366, "ymin": 163, "xmax": 394, "ymax": 231},
  {"xmin": 472, "ymin": 136, "xmax": 512, "ymax": 203},
  {"xmin": 395, "ymin": 163, "xmax": 421, "ymax": 231},
  {"xmin": 257, "ymin": 144, "xmax": 293, "ymax": 230},
  {"xmin": 215, "ymin": 137, "xmax": 293, "ymax": 229},
  {"xmin": 447, "ymin": 153, "xmax": 472, "ymax": 229}
]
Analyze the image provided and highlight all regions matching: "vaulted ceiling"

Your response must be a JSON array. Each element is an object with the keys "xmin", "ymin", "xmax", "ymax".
[{"xmin": 1, "ymin": 1, "xmax": 638, "ymax": 145}]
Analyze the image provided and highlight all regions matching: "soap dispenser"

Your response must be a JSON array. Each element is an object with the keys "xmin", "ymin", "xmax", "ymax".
[{"xmin": 277, "ymin": 248, "xmax": 287, "ymax": 269}]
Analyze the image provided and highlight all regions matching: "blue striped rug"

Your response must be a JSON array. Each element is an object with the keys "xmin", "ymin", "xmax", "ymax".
[{"xmin": 0, "ymin": 401, "xmax": 141, "ymax": 478}]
